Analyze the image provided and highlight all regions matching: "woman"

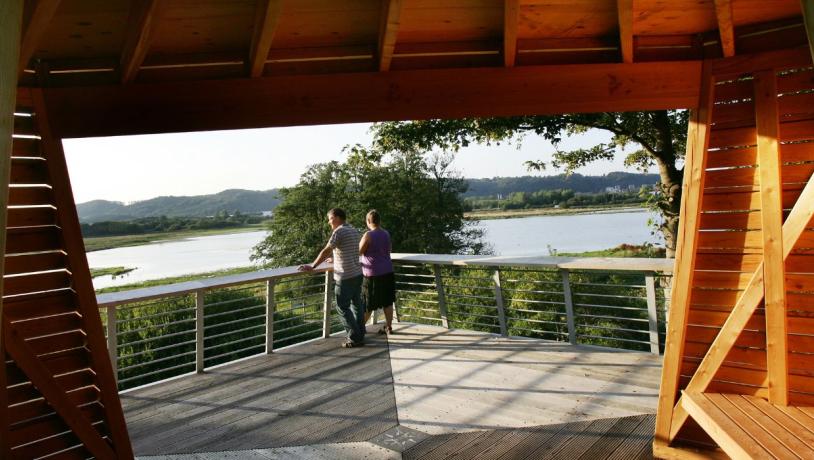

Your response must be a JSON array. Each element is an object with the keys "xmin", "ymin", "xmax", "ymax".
[{"xmin": 359, "ymin": 209, "xmax": 395, "ymax": 334}]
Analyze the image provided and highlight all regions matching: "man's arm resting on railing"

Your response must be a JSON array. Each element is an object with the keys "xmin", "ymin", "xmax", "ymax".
[{"xmin": 298, "ymin": 245, "xmax": 333, "ymax": 272}]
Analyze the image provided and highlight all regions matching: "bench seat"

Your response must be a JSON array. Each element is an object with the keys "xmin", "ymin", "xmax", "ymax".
[{"xmin": 682, "ymin": 392, "xmax": 814, "ymax": 459}]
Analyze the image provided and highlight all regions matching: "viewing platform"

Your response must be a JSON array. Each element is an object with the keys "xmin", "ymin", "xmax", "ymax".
[
  {"xmin": 85, "ymin": 254, "xmax": 673, "ymax": 458},
  {"xmin": 122, "ymin": 323, "xmax": 662, "ymax": 459}
]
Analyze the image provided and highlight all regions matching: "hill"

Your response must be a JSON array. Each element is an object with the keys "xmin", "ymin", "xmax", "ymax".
[
  {"xmin": 77, "ymin": 189, "xmax": 280, "ymax": 222},
  {"xmin": 464, "ymin": 172, "xmax": 659, "ymax": 197}
]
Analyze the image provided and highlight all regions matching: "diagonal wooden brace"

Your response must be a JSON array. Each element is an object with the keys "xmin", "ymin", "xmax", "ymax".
[
  {"xmin": 668, "ymin": 173, "xmax": 814, "ymax": 441},
  {"xmin": 4, "ymin": 327, "xmax": 116, "ymax": 460}
]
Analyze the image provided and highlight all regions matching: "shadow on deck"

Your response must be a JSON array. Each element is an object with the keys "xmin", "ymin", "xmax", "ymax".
[{"xmin": 122, "ymin": 323, "xmax": 662, "ymax": 459}]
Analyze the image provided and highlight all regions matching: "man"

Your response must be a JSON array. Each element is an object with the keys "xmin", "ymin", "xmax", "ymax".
[{"xmin": 299, "ymin": 208, "xmax": 365, "ymax": 347}]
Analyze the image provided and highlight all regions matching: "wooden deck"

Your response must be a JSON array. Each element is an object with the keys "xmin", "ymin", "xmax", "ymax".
[{"xmin": 123, "ymin": 324, "xmax": 663, "ymax": 459}]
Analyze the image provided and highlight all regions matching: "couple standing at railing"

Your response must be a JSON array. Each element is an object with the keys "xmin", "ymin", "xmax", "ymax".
[{"xmin": 298, "ymin": 208, "xmax": 395, "ymax": 348}]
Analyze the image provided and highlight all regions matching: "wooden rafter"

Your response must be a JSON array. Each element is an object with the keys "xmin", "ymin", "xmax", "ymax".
[
  {"xmin": 16, "ymin": 0, "xmax": 61, "ymax": 80},
  {"xmin": 249, "ymin": 0, "xmax": 283, "ymax": 78},
  {"xmin": 754, "ymin": 69, "xmax": 787, "ymax": 405},
  {"xmin": 120, "ymin": 0, "xmax": 162, "ymax": 84},
  {"xmin": 713, "ymin": 0, "xmax": 736, "ymax": 57},
  {"xmin": 41, "ymin": 60, "xmax": 702, "ymax": 139},
  {"xmin": 668, "ymin": 172, "xmax": 814, "ymax": 440},
  {"xmin": 504, "ymin": 0, "xmax": 520, "ymax": 67},
  {"xmin": 654, "ymin": 62, "xmax": 715, "ymax": 443},
  {"xmin": 378, "ymin": 0, "xmax": 403, "ymax": 72},
  {"xmin": 617, "ymin": 0, "xmax": 634, "ymax": 63}
]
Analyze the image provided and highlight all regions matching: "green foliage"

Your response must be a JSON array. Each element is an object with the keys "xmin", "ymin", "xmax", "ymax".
[
  {"xmin": 81, "ymin": 213, "xmax": 265, "ymax": 238},
  {"xmin": 251, "ymin": 149, "xmax": 489, "ymax": 267},
  {"xmin": 466, "ymin": 189, "xmax": 646, "ymax": 211},
  {"xmin": 465, "ymin": 172, "xmax": 659, "ymax": 197},
  {"xmin": 370, "ymin": 112, "xmax": 688, "ymax": 255}
]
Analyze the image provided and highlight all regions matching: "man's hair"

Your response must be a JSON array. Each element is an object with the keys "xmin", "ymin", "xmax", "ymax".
[
  {"xmin": 328, "ymin": 208, "xmax": 346, "ymax": 221},
  {"xmin": 366, "ymin": 209, "xmax": 381, "ymax": 225}
]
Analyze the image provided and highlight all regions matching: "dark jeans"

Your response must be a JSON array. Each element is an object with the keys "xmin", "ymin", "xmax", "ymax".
[{"xmin": 334, "ymin": 275, "xmax": 365, "ymax": 343}]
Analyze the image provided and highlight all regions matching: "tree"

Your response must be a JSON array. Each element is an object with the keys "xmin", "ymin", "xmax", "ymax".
[
  {"xmin": 251, "ymin": 148, "xmax": 488, "ymax": 267},
  {"xmin": 370, "ymin": 111, "xmax": 688, "ymax": 257}
]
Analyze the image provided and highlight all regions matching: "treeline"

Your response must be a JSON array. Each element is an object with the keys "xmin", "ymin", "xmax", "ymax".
[
  {"xmin": 465, "ymin": 188, "xmax": 648, "ymax": 210},
  {"xmin": 464, "ymin": 172, "xmax": 659, "ymax": 197},
  {"xmin": 81, "ymin": 211, "xmax": 266, "ymax": 237}
]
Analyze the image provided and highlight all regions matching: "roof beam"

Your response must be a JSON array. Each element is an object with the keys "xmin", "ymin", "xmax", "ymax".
[
  {"xmin": 249, "ymin": 0, "xmax": 283, "ymax": 78},
  {"xmin": 41, "ymin": 60, "xmax": 701, "ymax": 139},
  {"xmin": 504, "ymin": 0, "xmax": 520, "ymax": 67},
  {"xmin": 617, "ymin": 0, "xmax": 634, "ymax": 63},
  {"xmin": 714, "ymin": 0, "xmax": 736, "ymax": 57},
  {"xmin": 17, "ymin": 0, "xmax": 61, "ymax": 80},
  {"xmin": 378, "ymin": 0, "xmax": 403, "ymax": 71},
  {"xmin": 120, "ymin": 0, "xmax": 162, "ymax": 84}
]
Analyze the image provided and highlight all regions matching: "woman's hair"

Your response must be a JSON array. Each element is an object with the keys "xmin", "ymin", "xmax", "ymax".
[{"xmin": 366, "ymin": 209, "xmax": 381, "ymax": 225}]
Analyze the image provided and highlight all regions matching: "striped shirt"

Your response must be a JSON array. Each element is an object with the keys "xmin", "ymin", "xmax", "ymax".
[{"xmin": 328, "ymin": 224, "xmax": 362, "ymax": 281}]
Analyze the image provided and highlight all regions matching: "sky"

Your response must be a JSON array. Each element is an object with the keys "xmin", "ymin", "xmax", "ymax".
[{"xmin": 63, "ymin": 123, "xmax": 646, "ymax": 204}]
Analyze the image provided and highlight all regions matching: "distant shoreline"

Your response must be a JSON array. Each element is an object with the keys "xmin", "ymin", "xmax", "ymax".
[
  {"xmin": 465, "ymin": 205, "xmax": 647, "ymax": 220},
  {"xmin": 84, "ymin": 224, "xmax": 266, "ymax": 252}
]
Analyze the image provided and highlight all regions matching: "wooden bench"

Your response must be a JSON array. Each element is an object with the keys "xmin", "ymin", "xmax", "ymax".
[{"xmin": 681, "ymin": 392, "xmax": 814, "ymax": 459}]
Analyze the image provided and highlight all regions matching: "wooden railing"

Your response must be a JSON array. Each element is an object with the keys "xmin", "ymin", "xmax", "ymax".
[{"xmin": 96, "ymin": 255, "xmax": 673, "ymax": 390}]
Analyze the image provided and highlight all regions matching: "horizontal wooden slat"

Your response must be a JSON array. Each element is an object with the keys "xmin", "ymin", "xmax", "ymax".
[
  {"xmin": 781, "ymin": 119, "xmax": 814, "ymax": 142},
  {"xmin": 5, "ymin": 226, "xmax": 63, "ymax": 254},
  {"xmin": 8, "ymin": 402, "xmax": 106, "ymax": 449},
  {"xmin": 10, "ymin": 385, "xmax": 100, "ymax": 426},
  {"xmin": 702, "ymin": 189, "xmax": 802, "ymax": 211},
  {"xmin": 695, "ymin": 253, "xmax": 763, "ymax": 271},
  {"xmin": 25, "ymin": 329, "xmax": 87, "ymax": 357},
  {"xmin": 8, "ymin": 430, "xmax": 88, "ymax": 460},
  {"xmin": 714, "ymin": 79, "xmax": 753, "ymax": 102},
  {"xmin": 697, "ymin": 230, "xmax": 763, "ymax": 250},
  {"xmin": 704, "ymin": 163, "xmax": 814, "ymax": 190},
  {"xmin": 777, "ymin": 68, "xmax": 814, "ymax": 94},
  {"xmin": 711, "ymin": 101, "xmax": 754, "ymax": 128},
  {"xmin": 4, "ymin": 251, "xmax": 67, "ymax": 276},
  {"xmin": 792, "ymin": 231, "xmax": 814, "ymax": 250},
  {"xmin": 684, "ymin": 324, "xmax": 766, "ymax": 349},
  {"xmin": 6, "ymin": 206, "xmax": 57, "ymax": 227},
  {"xmin": 780, "ymin": 142, "xmax": 814, "ymax": 164},
  {"xmin": 10, "ymin": 157, "xmax": 50, "ymax": 184},
  {"xmin": 7, "ymin": 366, "xmax": 95, "ymax": 406},
  {"xmin": 11, "ymin": 137, "xmax": 40, "ymax": 157},
  {"xmin": 689, "ymin": 287, "xmax": 749, "ymax": 307},
  {"xmin": 706, "ymin": 147, "xmax": 756, "ymax": 168},
  {"xmin": 10, "ymin": 312, "xmax": 83, "ymax": 340},
  {"xmin": 693, "ymin": 270, "xmax": 760, "ymax": 290},
  {"xmin": 688, "ymin": 309, "xmax": 766, "ymax": 331},
  {"xmin": 8, "ymin": 186, "xmax": 54, "ymax": 206},
  {"xmin": 779, "ymin": 92, "xmax": 814, "ymax": 121},
  {"xmin": 787, "ymin": 254, "xmax": 814, "ymax": 273},
  {"xmin": 2, "ymin": 290, "xmax": 77, "ymax": 321},
  {"xmin": 13, "ymin": 114, "xmax": 36, "ymax": 136},
  {"xmin": 699, "ymin": 211, "xmax": 762, "ymax": 231},
  {"xmin": 787, "ymin": 293, "xmax": 814, "ymax": 311},
  {"xmin": 3, "ymin": 270, "xmax": 72, "ymax": 297}
]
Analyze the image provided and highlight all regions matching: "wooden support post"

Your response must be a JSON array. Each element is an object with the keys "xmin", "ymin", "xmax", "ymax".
[
  {"xmin": 754, "ymin": 69, "xmax": 788, "ymax": 405},
  {"xmin": 266, "ymin": 279, "xmax": 275, "ymax": 354},
  {"xmin": 0, "ymin": 3, "xmax": 23, "ymax": 454},
  {"xmin": 106, "ymin": 307, "xmax": 118, "ymax": 381},
  {"xmin": 195, "ymin": 290, "xmax": 205, "ymax": 373},
  {"xmin": 654, "ymin": 62, "xmax": 715, "ymax": 443},
  {"xmin": 645, "ymin": 274, "xmax": 660, "ymax": 354},
  {"xmin": 803, "ymin": 0, "xmax": 814, "ymax": 66},
  {"xmin": 433, "ymin": 264, "xmax": 449, "ymax": 328},
  {"xmin": 323, "ymin": 272, "xmax": 333, "ymax": 338},
  {"xmin": 493, "ymin": 269, "xmax": 508, "ymax": 336},
  {"xmin": 561, "ymin": 270, "xmax": 577, "ymax": 345}
]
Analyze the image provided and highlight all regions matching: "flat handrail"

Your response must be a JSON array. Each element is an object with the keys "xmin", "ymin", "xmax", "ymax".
[{"xmin": 95, "ymin": 255, "xmax": 672, "ymax": 308}]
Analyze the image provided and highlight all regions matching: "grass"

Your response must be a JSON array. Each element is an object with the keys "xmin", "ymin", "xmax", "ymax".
[
  {"xmin": 465, "ymin": 204, "xmax": 646, "ymax": 220},
  {"xmin": 557, "ymin": 243, "xmax": 666, "ymax": 258},
  {"xmin": 84, "ymin": 224, "xmax": 267, "ymax": 252},
  {"xmin": 95, "ymin": 265, "xmax": 261, "ymax": 294},
  {"xmin": 90, "ymin": 266, "xmax": 137, "ymax": 279}
]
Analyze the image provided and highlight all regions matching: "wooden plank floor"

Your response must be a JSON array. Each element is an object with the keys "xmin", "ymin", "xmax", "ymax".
[
  {"xmin": 123, "ymin": 323, "xmax": 663, "ymax": 458},
  {"xmin": 121, "ymin": 333, "xmax": 399, "ymax": 456}
]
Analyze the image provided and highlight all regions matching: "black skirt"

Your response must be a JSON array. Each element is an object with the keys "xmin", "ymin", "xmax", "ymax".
[{"xmin": 363, "ymin": 272, "xmax": 396, "ymax": 311}]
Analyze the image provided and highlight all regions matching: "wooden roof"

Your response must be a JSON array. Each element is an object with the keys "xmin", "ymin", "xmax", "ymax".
[{"xmin": 13, "ymin": 1, "xmax": 810, "ymax": 137}]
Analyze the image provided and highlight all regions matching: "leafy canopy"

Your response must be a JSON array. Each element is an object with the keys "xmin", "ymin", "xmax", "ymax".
[{"xmin": 251, "ymin": 148, "xmax": 488, "ymax": 267}]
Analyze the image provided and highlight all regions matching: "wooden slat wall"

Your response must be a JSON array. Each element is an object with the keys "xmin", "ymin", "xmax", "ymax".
[
  {"xmin": 658, "ymin": 47, "xmax": 814, "ymax": 452},
  {"xmin": 2, "ymin": 92, "xmax": 133, "ymax": 458}
]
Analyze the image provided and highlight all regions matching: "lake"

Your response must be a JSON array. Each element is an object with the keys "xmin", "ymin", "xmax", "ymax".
[{"xmin": 88, "ymin": 209, "xmax": 662, "ymax": 289}]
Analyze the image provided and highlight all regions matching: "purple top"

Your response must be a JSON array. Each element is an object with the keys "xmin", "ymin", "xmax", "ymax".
[{"xmin": 361, "ymin": 228, "xmax": 393, "ymax": 277}]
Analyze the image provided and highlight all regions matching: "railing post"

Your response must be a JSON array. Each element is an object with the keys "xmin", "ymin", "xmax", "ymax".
[
  {"xmin": 433, "ymin": 264, "xmax": 449, "ymax": 328},
  {"xmin": 645, "ymin": 274, "xmax": 660, "ymax": 354},
  {"xmin": 106, "ymin": 306, "xmax": 118, "ymax": 381},
  {"xmin": 195, "ymin": 290, "xmax": 205, "ymax": 373},
  {"xmin": 561, "ymin": 270, "xmax": 576, "ymax": 345},
  {"xmin": 492, "ymin": 268, "xmax": 507, "ymax": 336},
  {"xmin": 266, "ymin": 279, "xmax": 276, "ymax": 354},
  {"xmin": 323, "ymin": 272, "xmax": 333, "ymax": 338}
]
